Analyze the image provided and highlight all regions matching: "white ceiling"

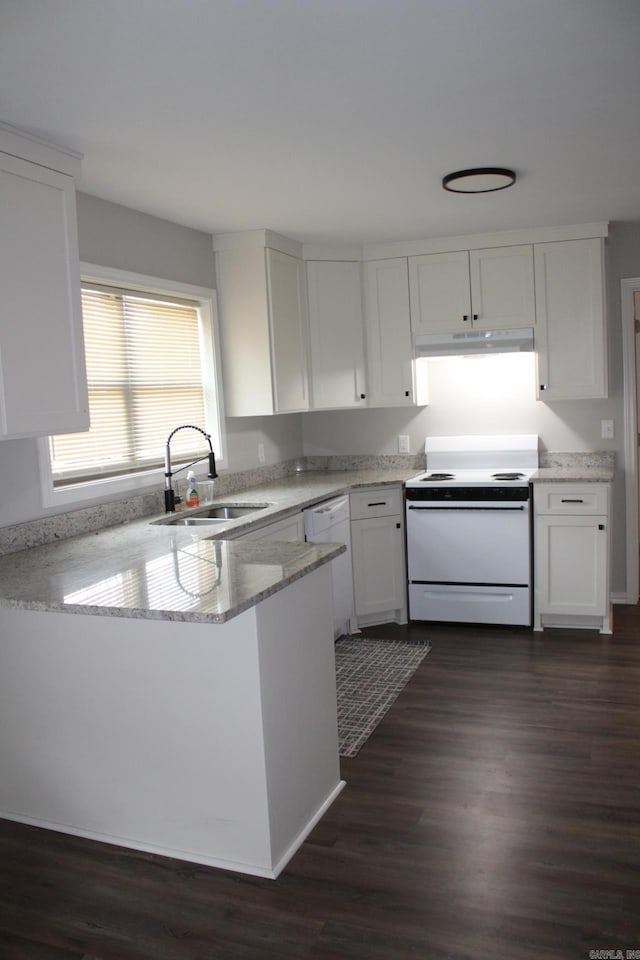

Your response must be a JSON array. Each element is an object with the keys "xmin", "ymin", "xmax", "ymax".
[{"xmin": 2, "ymin": 0, "xmax": 640, "ymax": 246}]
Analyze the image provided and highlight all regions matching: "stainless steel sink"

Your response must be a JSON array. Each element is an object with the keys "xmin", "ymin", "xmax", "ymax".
[{"xmin": 153, "ymin": 503, "xmax": 271, "ymax": 526}]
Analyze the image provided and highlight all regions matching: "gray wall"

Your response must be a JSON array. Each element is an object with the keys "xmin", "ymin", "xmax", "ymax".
[
  {"xmin": 76, "ymin": 193, "xmax": 218, "ymax": 289},
  {"xmin": 0, "ymin": 195, "xmax": 303, "ymax": 528}
]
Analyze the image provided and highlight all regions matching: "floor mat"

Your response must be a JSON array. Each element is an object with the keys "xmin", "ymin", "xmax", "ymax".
[{"xmin": 334, "ymin": 637, "xmax": 431, "ymax": 757}]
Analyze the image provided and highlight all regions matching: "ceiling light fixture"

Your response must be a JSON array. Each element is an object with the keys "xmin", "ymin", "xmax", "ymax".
[{"xmin": 442, "ymin": 167, "xmax": 516, "ymax": 194}]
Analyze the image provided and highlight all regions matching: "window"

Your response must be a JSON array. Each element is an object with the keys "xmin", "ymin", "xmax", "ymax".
[{"xmin": 40, "ymin": 264, "xmax": 224, "ymax": 506}]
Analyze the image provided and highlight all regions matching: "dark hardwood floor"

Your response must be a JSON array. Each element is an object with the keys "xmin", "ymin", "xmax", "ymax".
[{"xmin": 2, "ymin": 608, "xmax": 640, "ymax": 960}]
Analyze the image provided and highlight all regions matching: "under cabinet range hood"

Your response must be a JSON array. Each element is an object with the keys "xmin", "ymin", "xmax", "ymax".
[{"xmin": 414, "ymin": 327, "xmax": 534, "ymax": 358}]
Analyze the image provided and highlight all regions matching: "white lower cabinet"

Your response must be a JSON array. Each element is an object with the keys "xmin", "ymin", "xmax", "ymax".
[
  {"xmin": 534, "ymin": 483, "xmax": 611, "ymax": 633},
  {"xmin": 350, "ymin": 486, "xmax": 407, "ymax": 627},
  {"xmin": 238, "ymin": 512, "xmax": 305, "ymax": 542}
]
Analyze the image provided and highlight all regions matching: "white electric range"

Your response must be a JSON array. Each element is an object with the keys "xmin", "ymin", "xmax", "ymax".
[{"xmin": 405, "ymin": 435, "xmax": 539, "ymax": 626}]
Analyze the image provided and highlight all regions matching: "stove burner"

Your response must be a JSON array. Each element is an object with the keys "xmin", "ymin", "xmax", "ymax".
[
  {"xmin": 492, "ymin": 472, "xmax": 525, "ymax": 481},
  {"xmin": 422, "ymin": 472, "xmax": 455, "ymax": 481}
]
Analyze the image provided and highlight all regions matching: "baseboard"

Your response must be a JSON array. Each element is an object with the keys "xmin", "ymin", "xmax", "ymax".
[
  {"xmin": 270, "ymin": 778, "xmax": 347, "ymax": 879},
  {"xmin": 0, "ymin": 787, "xmax": 344, "ymax": 881},
  {"xmin": 611, "ymin": 592, "xmax": 630, "ymax": 605},
  {"xmin": 355, "ymin": 610, "xmax": 407, "ymax": 629}
]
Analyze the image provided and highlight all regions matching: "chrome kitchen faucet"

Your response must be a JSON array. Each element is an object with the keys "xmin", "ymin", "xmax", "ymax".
[{"xmin": 164, "ymin": 424, "xmax": 218, "ymax": 512}]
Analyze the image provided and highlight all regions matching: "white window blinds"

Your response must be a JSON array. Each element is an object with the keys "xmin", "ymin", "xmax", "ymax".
[{"xmin": 50, "ymin": 286, "xmax": 209, "ymax": 485}]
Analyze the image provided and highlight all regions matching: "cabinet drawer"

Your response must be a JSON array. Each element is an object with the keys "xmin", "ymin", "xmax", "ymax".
[
  {"xmin": 534, "ymin": 483, "xmax": 608, "ymax": 515},
  {"xmin": 350, "ymin": 486, "xmax": 403, "ymax": 520}
]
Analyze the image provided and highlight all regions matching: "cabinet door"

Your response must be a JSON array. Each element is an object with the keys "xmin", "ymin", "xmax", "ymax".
[
  {"xmin": 240, "ymin": 513, "xmax": 304, "ymax": 541},
  {"xmin": 306, "ymin": 260, "xmax": 366, "ymax": 409},
  {"xmin": 0, "ymin": 153, "xmax": 88, "ymax": 438},
  {"xmin": 351, "ymin": 515, "xmax": 406, "ymax": 618},
  {"xmin": 469, "ymin": 245, "xmax": 535, "ymax": 330},
  {"xmin": 265, "ymin": 248, "xmax": 309, "ymax": 413},
  {"xmin": 535, "ymin": 514, "xmax": 608, "ymax": 617},
  {"xmin": 216, "ymin": 244, "xmax": 274, "ymax": 417},
  {"xmin": 409, "ymin": 251, "xmax": 471, "ymax": 334},
  {"xmin": 534, "ymin": 238, "xmax": 607, "ymax": 400},
  {"xmin": 364, "ymin": 258, "xmax": 423, "ymax": 406}
]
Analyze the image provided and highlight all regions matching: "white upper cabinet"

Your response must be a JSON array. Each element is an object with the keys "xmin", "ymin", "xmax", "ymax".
[
  {"xmin": 306, "ymin": 260, "xmax": 367, "ymax": 410},
  {"xmin": 266, "ymin": 248, "xmax": 309, "ymax": 413},
  {"xmin": 364, "ymin": 258, "xmax": 426, "ymax": 407},
  {"xmin": 469, "ymin": 245, "xmax": 535, "ymax": 330},
  {"xmin": 213, "ymin": 225, "xmax": 608, "ymax": 416},
  {"xmin": 409, "ymin": 250, "xmax": 470, "ymax": 333},
  {"xmin": 214, "ymin": 232, "xmax": 309, "ymax": 416},
  {"xmin": 409, "ymin": 245, "xmax": 535, "ymax": 334},
  {"xmin": 534, "ymin": 238, "xmax": 607, "ymax": 400},
  {"xmin": 0, "ymin": 128, "xmax": 89, "ymax": 439}
]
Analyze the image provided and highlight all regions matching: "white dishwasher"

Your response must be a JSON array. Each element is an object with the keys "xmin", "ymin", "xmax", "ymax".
[{"xmin": 303, "ymin": 495, "xmax": 356, "ymax": 640}]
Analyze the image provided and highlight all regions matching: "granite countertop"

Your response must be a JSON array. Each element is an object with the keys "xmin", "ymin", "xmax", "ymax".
[
  {"xmin": 0, "ymin": 469, "xmax": 414, "ymax": 624},
  {"xmin": 531, "ymin": 467, "xmax": 614, "ymax": 483}
]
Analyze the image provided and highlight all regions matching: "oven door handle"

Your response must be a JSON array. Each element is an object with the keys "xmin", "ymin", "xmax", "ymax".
[{"xmin": 407, "ymin": 505, "xmax": 526, "ymax": 511}]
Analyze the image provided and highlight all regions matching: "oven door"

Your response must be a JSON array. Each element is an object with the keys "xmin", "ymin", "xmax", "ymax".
[{"xmin": 406, "ymin": 486, "xmax": 531, "ymax": 625}]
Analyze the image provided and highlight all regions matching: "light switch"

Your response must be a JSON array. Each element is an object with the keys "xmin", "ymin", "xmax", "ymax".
[
  {"xmin": 258, "ymin": 442, "xmax": 265, "ymax": 462},
  {"xmin": 601, "ymin": 419, "xmax": 614, "ymax": 439},
  {"xmin": 398, "ymin": 435, "xmax": 410, "ymax": 453}
]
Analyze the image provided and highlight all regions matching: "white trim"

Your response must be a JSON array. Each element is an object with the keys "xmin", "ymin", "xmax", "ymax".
[
  {"xmin": 0, "ymin": 120, "xmax": 82, "ymax": 177},
  {"xmin": 79, "ymin": 262, "xmax": 218, "ymax": 305},
  {"xmin": 611, "ymin": 592, "xmax": 629, "ymax": 605},
  {"xmin": 302, "ymin": 244, "xmax": 364, "ymax": 261},
  {"xmin": 37, "ymin": 444, "xmax": 169, "ymax": 508},
  {"xmin": 212, "ymin": 223, "xmax": 610, "ymax": 264},
  {"xmin": 213, "ymin": 229, "xmax": 303, "ymax": 259},
  {"xmin": 621, "ymin": 277, "xmax": 640, "ymax": 604},
  {"xmin": 362, "ymin": 221, "xmax": 610, "ymax": 261},
  {"xmin": 0, "ymin": 780, "xmax": 346, "ymax": 881},
  {"xmin": 0, "ymin": 810, "xmax": 281, "ymax": 879},
  {"xmin": 39, "ymin": 263, "xmax": 226, "ymax": 511},
  {"xmin": 270, "ymin": 779, "xmax": 346, "ymax": 879}
]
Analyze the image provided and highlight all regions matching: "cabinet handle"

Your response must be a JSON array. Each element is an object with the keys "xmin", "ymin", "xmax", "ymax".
[
  {"xmin": 368, "ymin": 501, "xmax": 387, "ymax": 507},
  {"xmin": 462, "ymin": 315, "xmax": 469, "ymax": 322},
  {"xmin": 598, "ymin": 523, "xmax": 605, "ymax": 530},
  {"xmin": 405, "ymin": 390, "xmax": 410, "ymax": 397},
  {"xmin": 396, "ymin": 522, "xmax": 401, "ymax": 529},
  {"xmin": 561, "ymin": 499, "xmax": 584, "ymax": 503},
  {"xmin": 360, "ymin": 393, "xmax": 366, "ymax": 400},
  {"xmin": 473, "ymin": 314, "xmax": 478, "ymax": 321},
  {"xmin": 540, "ymin": 384, "xmax": 548, "ymax": 391}
]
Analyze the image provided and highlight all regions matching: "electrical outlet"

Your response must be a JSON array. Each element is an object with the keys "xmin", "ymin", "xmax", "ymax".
[
  {"xmin": 398, "ymin": 435, "xmax": 410, "ymax": 454},
  {"xmin": 258, "ymin": 442, "xmax": 265, "ymax": 463},
  {"xmin": 601, "ymin": 419, "xmax": 614, "ymax": 440}
]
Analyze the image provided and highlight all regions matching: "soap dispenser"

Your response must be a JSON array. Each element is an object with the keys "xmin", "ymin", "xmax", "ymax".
[{"xmin": 185, "ymin": 471, "xmax": 200, "ymax": 509}]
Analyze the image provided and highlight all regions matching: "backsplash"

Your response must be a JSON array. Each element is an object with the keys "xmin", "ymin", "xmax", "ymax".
[
  {"xmin": 0, "ymin": 450, "xmax": 612, "ymax": 556},
  {"xmin": 305, "ymin": 454, "xmax": 424, "ymax": 472},
  {"xmin": 538, "ymin": 451, "xmax": 616, "ymax": 469},
  {"xmin": 0, "ymin": 454, "xmax": 423, "ymax": 556}
]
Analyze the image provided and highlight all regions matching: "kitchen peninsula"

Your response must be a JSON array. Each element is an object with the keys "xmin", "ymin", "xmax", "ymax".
[{"xmin": 0, "ymin": 466, "xmax": 415, "ymax": 879}]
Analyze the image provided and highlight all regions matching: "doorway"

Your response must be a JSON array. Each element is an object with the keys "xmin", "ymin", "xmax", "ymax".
[{"xmin": 622, "ymin": 278, "xmax": 640, "ymax": 603}]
